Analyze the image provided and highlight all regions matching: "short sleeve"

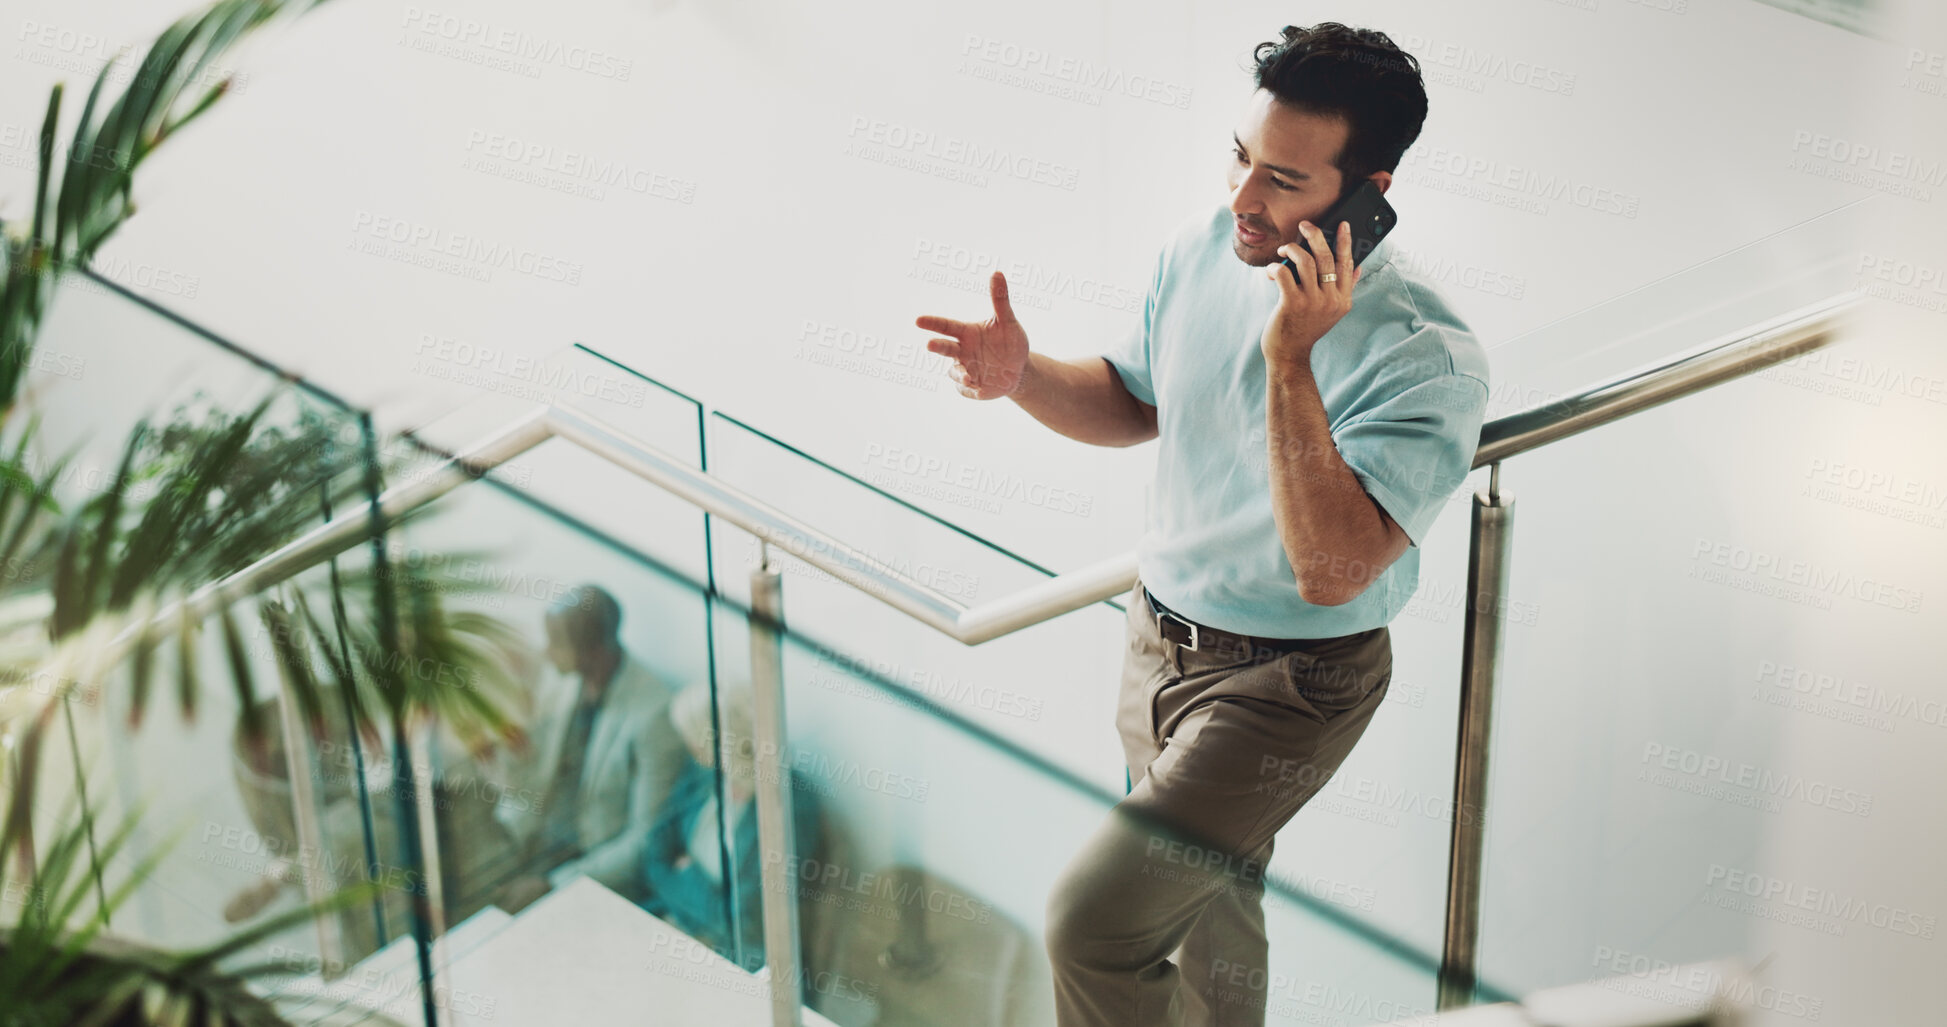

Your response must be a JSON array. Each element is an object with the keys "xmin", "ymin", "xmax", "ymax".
[
  {"xmin": 1333, "ymin": 372, "xmax": 1488, "ymax": 547},
  {"xmin": 1101, "ymin": 245, "xmax": 1167, "ymax": 408}
]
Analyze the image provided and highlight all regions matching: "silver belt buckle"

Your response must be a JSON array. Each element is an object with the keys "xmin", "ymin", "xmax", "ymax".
[{"xmin": 1157, "ymin": 609, "xmax": 1201, "ymax": 652}]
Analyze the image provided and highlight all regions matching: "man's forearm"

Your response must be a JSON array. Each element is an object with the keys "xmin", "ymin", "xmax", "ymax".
[
  {"xmin": 1265, "ymin": 357, "xmax": 1390, "ymax": 605},
  {"xmin": 1009, "ymin": 353, "xmax": 1157, "ymax": 447}
]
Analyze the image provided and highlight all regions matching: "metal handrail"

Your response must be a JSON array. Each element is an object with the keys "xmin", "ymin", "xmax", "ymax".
[
  {"xmin": 1474, "ymin": 292, "xmax": 1855, "ymax": 467},
  {"xmin": 1438, "ymin": 290, "xmax": 1857, "ymax": 1009},
  {"xmin": 117, "ymin": 289, "xmax": 1856, "ymax": 1023},
  {"xmin": 106, "ymin": 405, "xmax": 1139, "ymax": 665},
  {"xmin": 117, "ymin": 291, "xmax": 1854, "ymax": 661}
]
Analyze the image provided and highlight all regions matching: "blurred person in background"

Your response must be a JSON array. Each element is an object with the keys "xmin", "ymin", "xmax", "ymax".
[
  {"xmin": 641, "ymin": 678, "xmax": 821, "ymax": 970},
  {"xmin": 493, "ymin": 583, "xmax": 688, "ymax": 911}
]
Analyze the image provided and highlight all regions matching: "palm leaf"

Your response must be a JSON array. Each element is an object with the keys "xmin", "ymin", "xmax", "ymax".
[
  {"xmin": 216, "ymin": 604, "xmax": 261, "ymax": 753},
  {"xmin": 28, "ymin": 86, "xmax": 58, "ymax": 257},
  {"xmin": 49, "ymin": 30, "xmax": 119, "ymax": 265},
  {"xmin": 79, "ymin": 422, "xmax": 145, "ymax": 625},
  {"xmin": 128, "ymin": 603, "xmax": 159, "ymax": 730},
  {"xmin": 174, "ymin": 591, "xmax": 199, "ymax": 725},
  {"xmin": 255, "ymin": 599, "xmax": 325, "ymax": 738}
]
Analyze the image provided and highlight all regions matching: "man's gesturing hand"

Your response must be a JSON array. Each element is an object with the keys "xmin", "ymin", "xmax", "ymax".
[
  {"xmin": 1262, "ymin": 219, "xmax": 1361, "ymax": 367},
  {"xmin": 916, "ymin": 270, "xmax": 1031, "ymax": 400}
]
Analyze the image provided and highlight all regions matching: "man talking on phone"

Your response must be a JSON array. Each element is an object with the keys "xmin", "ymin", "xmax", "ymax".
[{"xmin": 915, "ymin": 23, "xmax": 1489, "ymax": 1027}]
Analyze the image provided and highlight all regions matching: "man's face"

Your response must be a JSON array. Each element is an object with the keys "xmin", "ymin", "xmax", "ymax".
[{"xmin": 1226, "ymin": 89, "xmax": 1354, "ymax": 267}]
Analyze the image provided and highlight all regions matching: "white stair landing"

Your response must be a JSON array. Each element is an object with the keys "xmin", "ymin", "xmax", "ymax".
[{"xmin": 277, "ymin": 877, "xmax": 841, "ymax": 1026}]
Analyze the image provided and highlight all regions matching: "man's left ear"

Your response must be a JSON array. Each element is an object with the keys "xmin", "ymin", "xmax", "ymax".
[{"xmin": 1370, "ymin": 171, "xmax": 1393, "ymax": 195}]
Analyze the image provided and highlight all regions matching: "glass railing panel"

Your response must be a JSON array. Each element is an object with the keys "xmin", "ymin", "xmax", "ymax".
[
  {"xmin": 699, "ymin": 397, "xmax": 1482, "ymax": 972},
  {"xmin": 1471, "ymin": 337, "xmax": 1934, "ymax": 1017},
  {"xmin": 721, "ymin": 578, "xmax": 1484, "ymax": 1026},
  {"xmin": 280, "ymin": 448, "xmax": 738, "ymax": 1021},
  {"xmin": 391, "ymin": 342, "xmax": 713, "ymax": 603},
  {"xmin": 4, "ymin": 268, "xmax": 1539, "ymax": 1024},
  {"xmin": 702, "ymin": 410, "xmax": 1131, "ymax": 796},
  {"xmin": 0, "ymin": 273, "xmax": 423, "ymax": 1023},
  {"xmin": 325, "ymin": 425, "xmax": 1486, "ymax": 1025},
  {"xmin": 1476, "ymin": 208, "xmax": 1861, "ymax": 424},
  {"xmin": 528, "ymin": 340, "xmax": 1476, "ymax": 993}
]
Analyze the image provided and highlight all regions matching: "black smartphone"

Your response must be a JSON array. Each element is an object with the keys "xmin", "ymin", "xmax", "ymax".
[{"xmin": 1279, "ymin": 179, "xmax": 1397, "ymax": 279}]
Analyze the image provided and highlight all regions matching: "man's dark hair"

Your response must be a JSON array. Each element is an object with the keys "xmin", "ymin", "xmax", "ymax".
[
  {"xmin": 1250, "ymin": 24, "xmax": 1428, "ymax": 198},
  {"xmin": 549, "ymin": 584, "xmax": 621, "ymax": 652}
]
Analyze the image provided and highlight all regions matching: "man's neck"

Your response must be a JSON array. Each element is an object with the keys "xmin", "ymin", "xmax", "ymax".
[{"xmin": 579, "ymin": 647, "xmax": 623, "ymax": 703}]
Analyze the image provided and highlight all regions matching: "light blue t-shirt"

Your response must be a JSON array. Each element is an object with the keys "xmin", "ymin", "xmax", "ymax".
[{"xmin": 1103, "ymin": 203, "xmax": 1490, "ymax": 638}]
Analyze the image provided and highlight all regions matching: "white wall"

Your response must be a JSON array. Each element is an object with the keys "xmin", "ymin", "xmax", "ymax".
[{"xmin": 7, "ymin": 0, "xmax": 1945, "ymax": 1023}]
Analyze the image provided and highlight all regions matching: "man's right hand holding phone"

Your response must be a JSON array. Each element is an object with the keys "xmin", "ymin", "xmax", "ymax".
[{"xmin": 916, "ymin": 270, "xmax": 1031, "ymax": 401}]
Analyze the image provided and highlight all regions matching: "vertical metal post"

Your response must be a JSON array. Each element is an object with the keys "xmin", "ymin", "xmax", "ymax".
[
  {"xmin": 385, "ymin": 720, "xmax": 440, "ymax": 1027},
  {"xmin": 407, "ymin": 723, "xmax": 450, "ymax": 978},
  {"xmin": 273, "ymin": 674, "xmax": 346, "ymax": 972},
  {"xmin": 1439, "ymin": 463, "xmax": 1514, "ymax": 1011},
  {"xmin": 359, "ymin": 412, "xmax": 441, "ymax": 1027},
  {"xmin": 749, "ymin": 544, "xmax": 804, "ymax": 1027},
  {"xmin": 3, "ymin": 733, "xmax": 35, "ymax": 880}
]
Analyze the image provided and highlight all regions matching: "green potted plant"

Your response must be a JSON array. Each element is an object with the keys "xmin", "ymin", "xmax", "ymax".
[{"xmin": 0, "ymin": 3, "xmax": 534, "ymax": 1023}]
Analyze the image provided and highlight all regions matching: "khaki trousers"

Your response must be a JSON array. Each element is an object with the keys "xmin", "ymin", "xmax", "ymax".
[{"xmin": 1046, "ymin": 577, "xmax": 1393, "ymax": 1026}]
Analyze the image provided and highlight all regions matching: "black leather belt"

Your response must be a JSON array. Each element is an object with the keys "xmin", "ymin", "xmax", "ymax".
[{"xmin": 1142, "ymin": 584, "xmax": 1329, "ymax": 659}]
